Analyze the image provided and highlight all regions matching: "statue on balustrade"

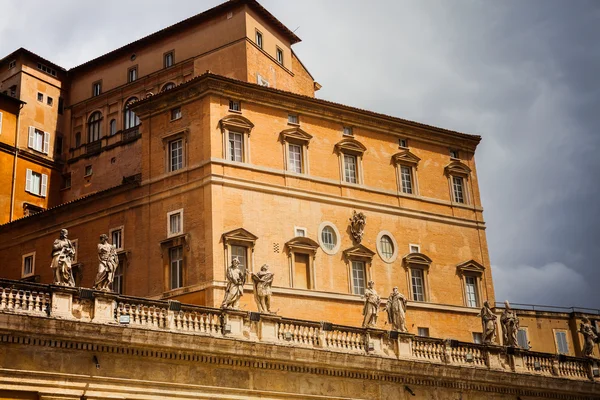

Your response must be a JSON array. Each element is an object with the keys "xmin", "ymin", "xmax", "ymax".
[
  {"xmin": 252, "ymin": 264, "xmax": 274, "ymax": 314},
  {"xmin": 384, "ymin": 287, "xmax": 408, "ymax": 332},
  {"xmin": 50, "ymin": 229, "xmax": 76, "ymax": 287},
  {"xmin": 93, "ymin": 234, "xmax": 119, "ymax": 291},
  {"xmin": 362, "ymin": 280, "xmax": 380, "ymax": 328},
  {"xmin": 478, "ymin": 301, "xmax": 497, "ymax": 345},
  {"xmin": 500, "ymin": 300, "xmax": 520, "ymax": 347},
  {"xmin": 221, "ymin": 258, "xmax": 247, "ymax": 310},
  {"xmin": 349, "ymin": 210, "xmax": 367, "ymax": 244},
  {"xmin": 579, "ymin": 317, "xmax": 598, "ymax": 358}
]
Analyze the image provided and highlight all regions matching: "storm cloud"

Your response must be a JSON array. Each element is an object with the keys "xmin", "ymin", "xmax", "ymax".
[{"xmin": 2, "ymin": 0, "xmax": 599, "ymax": 308}]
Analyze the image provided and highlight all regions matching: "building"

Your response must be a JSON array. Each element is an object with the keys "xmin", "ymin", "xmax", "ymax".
[{"xmin": 0, "ymin": 1, "xmax": 598, "ymax": 398}]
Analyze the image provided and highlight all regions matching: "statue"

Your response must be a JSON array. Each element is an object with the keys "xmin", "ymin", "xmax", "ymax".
[
  {"xmin": 362, "ymin": 281, "xmax": 380, "ymax": 328},
  {"xmin": 384, "ymin": 287, "xmax": 408, "ymax": 332},
  {"xmin": 579, "ymin": 317, "xmax": 598, "ymax": 358},
  {"xmin": 349, "ymin": 210, "xmax": 366, "ymax": 244},
  {"xmin": 251, "ymin": 264, "xmax": 274, "ymax": 313},
  {"xmin": 221, "ymin": 258, "xmax": 247, "ymax": 309},
  {"xmin": 50, "ymin": 229, "xmax": 76, "ymax": 287},
  {"xmin": 93, "ymin": 234, "xmax": 119, "ymax": 291},
  {"xmin": 500, "ymin": 300, "xmax": 520, "ymax": 347},
  {"xmin": 478, "ymin": 301, "xmax": 497, "ymax": 345}
]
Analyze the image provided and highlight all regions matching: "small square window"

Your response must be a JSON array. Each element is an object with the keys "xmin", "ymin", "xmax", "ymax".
[
  {"xmin": 47, "ymin": 97, "xmax": 53, "ymax": 106},
  {"xmin": 409, "ymin": 244, "xmax": 420, "ymax": 253},
  {"xmin": 171, "ymin": 107, "xmax": 182, "ymax": 120},
  {"xmin": 288, "ymin": 114, "xmax": 299, "ymax": 125},
  {"xmin": 22, "ymin": 253, "xmax": 35, "ymax": 277},
  {"xmin": 295, "ymin": 227, "xmax": 307, "ymax": 237},
  {"xmin": 37, "ymin": 93, "xmax": 43, "ymax": 102},
  {"xmin": 164, "ymin": 51, "xmax": 174, "ymax": 68},
  {"xmin": 8, "ymin": 60, "xmax": 16, "ymax": 69},
  {"xmin": 168, "ymin": 209, "xmax": 183, "ymax": 237},
  {"xmin": 84, "ymin": 165, "xmax": 93, "ymax": 177},
  {"xmin": 450, "ymin": 149, "xmax": 460, "ymax": 159},
  {"xmin": 229, "ymin": 100, "xmax": 241, "ymax": 112},
  {"xmin": 128, "ymin": 67, "xmax": 137, "ymax": 83},
  {"xmin": 276, "ymin": 47, "xmax": 284, "ymax": 64},
  {"xmin": 399, "ymin": 138, "xmax": 408, "ymax": 148},
  {"xmin": 417, "ymin": 327, "xmax": 430, "ymax": 337},
  {"xmin": 343, "ymin": 126, "xmax": 353, "ymax": 136},
  {"xmin": 255, "ymin": 30, "xmax": 263, "ymax": 49}
]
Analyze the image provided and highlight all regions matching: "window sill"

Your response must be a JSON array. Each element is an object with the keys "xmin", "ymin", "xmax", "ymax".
[
  {"xmin": 398, "ymin": 145, "xmax": 409, "ymax": 150},
  {"xmin": 287, "ymin": 122, "xmax": 300, "ymax": 127},
  {"xmin": 228, "ymin": 109, "xmax": 242, "ymax": 114},
  {"xmin": 25, "ymin": 190, "xmax": 46, "ymax": 199},
  {"xmin": 170, "ymin": 117, "xmax": 182, "ymax": 122},
  {"xmin": 60, "ymin": 187, "xmax": 71, "ymax": 191},
  {"xmin": 84, "ymin": 174, "xmax": 93, "ymax": 178}
]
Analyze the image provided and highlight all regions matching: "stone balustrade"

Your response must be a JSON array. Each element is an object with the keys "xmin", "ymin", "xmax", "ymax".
[{"xmin": 0, "ymin": 279, "xmax": 598, "ymax": 383}]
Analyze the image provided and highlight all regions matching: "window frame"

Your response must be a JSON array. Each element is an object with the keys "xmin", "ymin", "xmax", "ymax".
[
  {"xmin": 25, "ymin": 169, "xmax": 48, "ymax": 197},
  {"xmin": 222, "ymin": 228, "xmax": 258, "ymax": 276},
  {"xmin": 169, "ymin": 245, "xmax": 184, "ymax": 290},
  {"xmin": 168, "ymin": 138, "xmax": 184, "ymax": 172},
  {"xmin": 417, "ymin": 327, "xmax": 430, "ymax": 337},
  {"xmin": 28, "ymin": 126, "xmax": 50, "ymax": 154},
  {"xmin": 84, "ymin": 165, "xmax": 93, "ymax": 177},
  {"xmin": 37, "ymin": 92, "xmax": 43, "ymax": 102},
  {"xmin": 127, "ymin": 65, "xmax": 138, "ymax": 83},
  {"xmin": 92, "ymin": 80, "xmax": 102, "ymax": 97},
  {"xmin": 343, "ymin": 243, "xmax": 376, "ymax": 296},
  {"xmin": 285, "ymin": 236, "xmax": 319, "ymax": 290},
  {"xmin": 554, "ymin": 329, "xmax": 570, "ymax": 355},
  {"xmin": 335, "ymin": 138, "xmax": 366, "ymax": 185},
  {"xmin": 280, "ymin": 127, "xmax": 312, "ymax": 175},
  {"xmin": 276, "ymin": 47, "xmax": 284, "ymax": 64},
  {"xmin": 350, "ymin": 260, "xmax": 366, "ymax": 295},
  {"xmin": 124, "ymin": 98, "xmax": 140, "ymax": 130},
  {"xmin": 170, "ymin": 107, "xmax": 182, "ymax": 121},
  {"xmin": 255, "ymin": 30, "xmax": 263, "ymax": 49},
  {"xmin": 456, "ymin": 260, "xmax": 485, "ymax": 308},
  {"xmin": 392, "ymin": 150, "xmax": 420, "ymax": 196},
  {"xmin": 318, "ymin": 221, "xmax": 341, "ymax": 255},
  {"xmin": 220, "ymin": 115, "xmax": 254, "ymax": 164},
  {"xmin": 164, "ymin": 50, "xmax": 175, "ymax": 68},
  {"xmin": 109, "ymin": 226, "xmax": 124, "ymax": 251},
  {"xmin": 294, "ymin": 227, "xmax": 307, "ymax": 237},
  {"xmin": 228, "ymin": 99, "xmax": 241, "ymax": 112},
  {"xmin": 112, "ymin": 259, "xmax": 125, "ymax": 294},
  {"xmin": 403, "ymin": 252, "xmax": 432, "ymax": 302},
  {"xmin": 517, "ymin": 327, "xmax": 530, "ymax": 350},
  {"xmin": 445, "ymin": 160, "xmax": 472, "ymax": 205},
  {"xmin": 472, "ymin": 332, "xmax": 483, "ymax": 344},
  {"xmin": 109, "ymin": 119, "xmax": 117, "ymax": 136},
  {"xmin": 87, "ymin": 111, "xmax": 103, "ymax": 143},
  {"xmin": 21, "ymin": 252, "xmax": 36, "ymax": 278},
  {"xmin": 376, "ymin": 230, "xmax": 398, "ymax": 263},
  {"xmin": 167, "ymin": 209, "xmax": 184, "ymax": 238}
]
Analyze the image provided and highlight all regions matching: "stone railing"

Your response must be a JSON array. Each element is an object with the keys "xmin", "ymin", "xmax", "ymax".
[{"xmin": 0, "ymin": 279, "xmax": 598, "ymax": 383}]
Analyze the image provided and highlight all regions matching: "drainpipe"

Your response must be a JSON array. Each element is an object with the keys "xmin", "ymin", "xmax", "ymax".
[{"xmin": 9, "ymin": 103, "xmax": 24, "ymax": 222}]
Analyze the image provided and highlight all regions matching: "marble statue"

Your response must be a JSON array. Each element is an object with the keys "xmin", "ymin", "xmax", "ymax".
[
  {"xmin": 478, "ymin": 301, "xmax": 497, "ymax": 345},
  {"xmin": 384, "ymin": 287, "xmax": 408, "ymax": 332},
  {"xmin": 362, "ymin": 281, "xmax": 380, "ymax": 328},
  {"xmin": 50, "ymin": 229, "xmax": 76, "ymax": 287},
  {"xmin": 93, "ymin": 234, "xmax": 119, "ymax": 291},
  {"xmin": 500, "ymin": 300, "xmax": 520, "ymax": 347},
  {"xmin": 349, "ymin": 210, "xmax": 366, "ymax": 244},
  {"xmin": 251, "ymin": 264, "xmax": 274, "ymax": 313},
  {"xmin": 221, "ymin": 258, "xmax": 247, "ymax": 309},
  {"xmin": 579, "ymin": 317, "xmax": 598, "ymax": 358}
]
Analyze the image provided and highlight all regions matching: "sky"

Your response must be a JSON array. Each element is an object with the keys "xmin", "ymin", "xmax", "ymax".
[{"xmin": 1, "ymin": 0, "xmax": 599, "ymax": 309}]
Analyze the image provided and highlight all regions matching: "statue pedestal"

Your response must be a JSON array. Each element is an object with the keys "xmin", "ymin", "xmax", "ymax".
[
  {"xmin": 485, "ymin": 344, "xmax": 506, "ymax": 370},
  {"xmin": 50, "ymin": 287, "xmax": 76, "ymax": 320},
  {"xmin": 223, "ymin": 310, "xmax": 246, "ymax": 338},
  {"xmin": 396, "ymin": 331, "xmax": 414, "ymax": 358},
  {"xmin": 258, "ymin": 314, "xmax": 281, "ymax": 342},
  {"xmin": 92, "ymin": 292, "xmax": 117, "ymax": 324}
]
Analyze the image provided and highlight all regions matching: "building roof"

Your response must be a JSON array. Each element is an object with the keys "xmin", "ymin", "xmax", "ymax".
[
  {"xmin": 0, "ymin": 47, "xmax": 66, "ymax": 72},
  {"xmin": 69, "ymin": 0, "xmax": 301, "ymax": 73},
  {"xmin": 0, "ymin": 92, "xmax": 26, "ymax": 107}
]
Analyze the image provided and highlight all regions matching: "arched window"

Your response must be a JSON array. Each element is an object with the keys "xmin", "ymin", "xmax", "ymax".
[
  {"xmin": 88, "ymin": 112, "xmax": 102, "ymax": 143},
  {"xmin": 109, "ymin": 119, "xmax": 117, "ymax": 136},
  {"xmin": 161, "ymin": 82, "xmax": 176, "ymax": 92},
  {"xmin": 124, "ymin": 98, "xmax": 140, "ymax": 130},
  {"xmin": 75, "ymin": 132, "xmax": 81, "ymax": 147}
]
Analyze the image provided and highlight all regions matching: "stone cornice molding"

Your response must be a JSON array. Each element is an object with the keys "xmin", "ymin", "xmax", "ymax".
[
  {"xmin": 444, "ymin": 160, "xmax": 472, "ymax": 177},
  {"xmin": 456, "ymin": 260, "xmax": 485, "ymax": 275},
  {"xmin": 219, "ymin": 114, "xmax": 254, "ymax": 134},
  {"xmin": 285, "ymin": 236, "xmax": 319, "ymax": 255},
  {"xmin": 343, "ymin": 244, "xmax": 376, "ymax": 262},
  {"xmin": 222, "ymin": 228, "xmax": 258, "ymax": 248},
  {"xmin": 403, "ymin": 252, "xmax": 433, "ymax": 269},
  {"xmin": 392, "ymin": 150, "xmax": 421, "ymax": 166},
  {"xmin": 334, "ymin": 138, "xmax": 367, "ymax": 155},
  {"xmin": 279, "ymin": 127, "xmax": 313, "ymax": 145}
]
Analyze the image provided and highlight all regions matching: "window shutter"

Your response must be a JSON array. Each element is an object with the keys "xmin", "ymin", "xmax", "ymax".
[
  {"xmin": 43, "ymin": 132, "xmax": 50, "ymax": 154},
  {"xmin": 0, "ymin": 112, "xmax": 3, "ymax": 134},
  {"xmin": 25, "ymin": 169, "xmax": 32, "ymax": 193},
  {"xmin": 41, "ymin": 174, "xmax": 48, "ymax": 197},
  {"xmin": 28, "ymin": 127, "xmax": 35, "ymax": 148}
]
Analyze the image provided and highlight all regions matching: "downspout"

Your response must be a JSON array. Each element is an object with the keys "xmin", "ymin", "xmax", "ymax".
[{"xmin": 9, "ymin": 103, "xmax": 24, "ymax": 222}]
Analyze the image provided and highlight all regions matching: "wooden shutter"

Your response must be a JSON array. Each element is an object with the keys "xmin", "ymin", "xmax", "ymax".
[
  {"xmin": 25, "ymin": 169, "xmax": 32, "ymax": 192},
  {"xmin": 28, "ymin": 127, "xmax": 35, "ymax": 148},
  {"xmin": 41, "ymin": 174, "xmax": 48, "ymax": 197},
  {"xmin": 43, "ymin": 132, "xmax": 50, "ymax": 154}
]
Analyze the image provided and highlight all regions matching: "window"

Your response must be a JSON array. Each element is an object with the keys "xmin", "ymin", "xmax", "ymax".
[
  {"xmin": 25, "ymin": 169, "xmax": 48, "ymax": 197},
  {"xmin": 452, "ymin": 176, "xmax": 465, "ymax": 204},
  {"xmin": 110, "ymin": 227, "xmax": 123, "ymax": 251},
  {"xmin": 229, "ymin": 132, "xmax": 243, "ymax": 162},
  {"xmin": 112, "ymin": 262, "xmax": 124, "ymax": 294},
  {"xmin": 54, "ymin": 136, "xmax": 63, "ymax": 158},
  {"xmin": 62, "ymin": 173, "xmax": 71, "ymax": 190},
  {"xmin": 128, "ymin": 66, "xmax": 138, "ymax": 83},
  {"xmin": 517, "ymin": 328, "xmax": 529, "ymax": 349},
  {"xmin": 84, "ymin": 165, "xmax": 93, "ymax": 177},
  {"xmin": 37, "ymin": 63, "xmax": 57, "ymax": 77},
  {"xmin": 47, "ymin": 96, "xmax": 53, "ymax": 106},
  {"xmin": 255, "ymin": 30, "xmax": 263, "ymax": 49},
  {"xmin": 75, "ymin": 132, "xmax": 81, "ymax": 147},
  {"xmin": 22, "ymin": 253, "xmax": 35, "ymax": 277},
  {"xmin": 8, "ymin": 60, "xmax": 16, "ymax": 69},
  {"xmin": 23, "ymin": 203, "xmax": 44, "ymax": 217},
  {"xmin": 161, "ymin": 82, "xmax": 176, "ymax": 92},
  {"xmin": 418, "ymin": 327, "xmax": 430, "ymax": 337},
  {"xmin": 229, "ymin": 100, "xmax": 241, "ymax": 112},
  {"xmin": 88, "ymin": 111, "xmax": 102, "ymax": 143},
  {"xmin": 351, "ymin": 261, "xmax": 366, "ymax": 295},
  {"xmin": 9, "ymin": 85, "xmax": 17, "ymax": 97},
  {"xmin": 222, "ymin": 228, "xmax": 257, "ymax": 276},
  {"xmin": 276, "ymin": 47, "xmax": 283, "ymax": 64},
  {"xmin": 109, "ymin": 119, "xmax": 117, "ymax": 136},
  {"xmin": 555, "ymin": 331, "xmax": 569, "ymax": 355},
  {"xmin": 379, "ymin": 235, "xmax": 394, "ymax": 260},
  {"xmin": 169, "ymin": 246, "xmax": 184, "ymax": 289},
  {"xmin": 411, "ymin": 268, "xmax": 425, "ymax": 302},
  {"xmin": 450, "ymin": 149, "xmax": 460, "ymax": 159},
  {"xmin": 171, "ymin": 107, "xmax": 182, "ymax": 121},
  {"xmin": 399, "ymin": 138, "xmax": 408, "ymax": 148},
  {"xmin": 287, "ymin": 114, "xmax": 299, "ymax": 125},
  {"xmin": 164, "ymin": 51, "xmax": 174, "ymax": 68},
  {"xmin": 321, "ymin": 226, "xmax": 336, "ymax": 251},
  {"xmin": 465, "ymin": 276, "xmax": 479, "ymax": 307},
  {"xmin": 295, "ymin": 227, "xmax": 307, "ymax": 237},
  {"xmin": 343, "ymin": 154, "xmax": 357, "ymax": 183},
  {"xmin": 288, "ymin": 143, "xmax": 302, "ymax": 173},
  {"xmin": 58, "ymin": 97, "xmax": 64, "ymax": 115},
  {"xmin": 0, "ymin": 112, "xmax": 2, "ymax": 134},
  {"xmin": 473, "ymin": 332, "xmax": 483, "ymax": 344},
  {"xmin": 92, "ymin": 81, "xmax": 102, "ymax": 97},
  {"xmin": 230, "ymin": 245, "xmax": 247, "ymax": 272},
  {"xmin": 257, "ymin": 74, "xmax": 269, "ymax": 87},
  {"xmin": 167, "ymin": 209, "xmax": 183, "ymax": 237},
  {"xmin": 37, "ymin": 92, "xmax": 43, "ymax": 102},
  {"xmin": 28, "ymin": 127, "xmax": 49, "ymax": 154},
  {"xmin": 376, "ymin": 231, "xmax": 399, "ymax": 263},
  {"xmin": 124, "ymin": 98, "xmax": 140, "ymax": 129},
  {"xmin": 169, "ymin": 139, "xmax": 183, "ymax": 172},
  {"xmin": 343, "ymin": 126, "xmax": 353, "ymax": 136},
  {"xmin": 400, "ymin": 165, "xmax": 413, "ymax": 194},
  {"xmin": 409, "ymin": 244, "xmax": 420, "ymax": 253}
]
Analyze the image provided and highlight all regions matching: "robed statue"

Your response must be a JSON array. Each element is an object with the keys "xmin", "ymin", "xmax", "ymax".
[
  {"xmin": 93, "ymin": 234, "xmax": 119, "ymax": 291},
  {"xmin": 362, "ymin": 281, "xmax": 380, "ymax": 328},
  {"xmin": 478, "ymin": 301, "xmax": 497, "ymax": 345},
  {"xmin": 221, "ymin": 258, "xmax": 247, "ymax": 309},
  {"xmin": 51, "ymin": 229, "xmax": 76, "ymax": 287},
  {"xmin": 384, "ymin": 287, "xmax": 408, "ymax": 332},
  {"xmin": 579, "ymin": 317, "xmax": 598, "ymax": 358},
  {"xmin": 251, "ymin": 264, "xmax": 274, "ymax": 313},
  {"xmin": 500, "ymin": 300, "xmax": 520, "ymax": 347}
]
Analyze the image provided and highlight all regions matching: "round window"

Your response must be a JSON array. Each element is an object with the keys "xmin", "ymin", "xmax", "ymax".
[
  {"xmin": 380, "ymin": 235, "xmax": 394, "ymax": 260},
  {"xmin": 318, "ymin": 222, "xmax": 341, "ymax": 255}
]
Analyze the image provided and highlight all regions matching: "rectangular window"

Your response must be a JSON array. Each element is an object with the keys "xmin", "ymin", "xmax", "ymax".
[
  {"xmin": 343, "ymin": 154, "xmax": 358, "ymax": 183},
  {"xmin": 295, "ymin": 227, "xmax": 307, "ymax": 237},
  {"xmin": 229, "ymin": 100, "xmax": 241, "ymax": 112},
  {"xmin": 287, "ymin": 114, "xmax": 299, "ymax": 124},
  {"xmin": 452, "ymin": 176, "xmax": 465, "ymax": 203},
  {"xmin": 400, "ymin": 166, "xmax": 413, "ymax": 194},
  {"xmin": 169, "ymin": 139, "xmax": 183, "ymax": 172},
  {"xmin": 62, "ymin": 173, "xmax": 71, "ymax": 190},
  {"xmin": 9, "ymin": 85, "xmax": 17, "ymax": 97},
  {"xmin": 411, "ymin": 268, "xmax": 425, "ymax": 301},
  {"xmin": 255, "ymin": 30, "xmax": 263, "ymax": 49},
  {"xmin": 465, "ymin": 276, "xmax": 479, "ymax": 307},
  {"xmin": 164, "ymin": 51, "xmax": 174, "ymax": 68},
  {"xmin": 47, "ymin": 96, "xmax": 53, "ymax": 106},
  {"xmin": 517, "ymin": 328, "xmax": 529, "ymax": 349},
  {"xmin": 288, "ymin": 143, "xmax": 302, "ymax": 173},
  {"xmin": 37, "ymin": 63, "xmax": 57, "ymax": 77},
  {"xmin": 417, "ymin": 327, "xmax": 430, "ymax": 337},
  {"xmin": 169, "ymin": 246, "xmax": 184, "ymax": 290},
  {"xmin": 111, "ymin": 228, "xmax": 123, "ymax": 251},
  {"xmin": 229, "ymin": 132, "xmax": 243, "ymax": 162},
  {"xmin": 25, "ymin": 169, "xmax": 47, "ymax": 197},
  {"xmin": 276, "ymin": 47, "xmax": 284, "ymax": 64},
  {"xmin": 28, "ymin": 127, "xmax": 49, "ymax": 154},
  {"xmin": 0, "ymin": 112, "xmax": 3, "ymax": 134},
  {"xmin": 58, "ymin": 97, "xmax": 64, "ymax": 115},
  {"xmin": 294, "ymin": 253, "xmax": 311, "ymax": 289},
  {"xmin": 555, "ymin": 331, "xmax": 569, "ymax": 354},
  {"xmin": 22, "ymin": 253, "xmax": 35, "ymax": 277},
  {"xmin": 399, "ymin": 138, "xmax": 408, "ymax": 148},
  {"xmin": 8, "ymin": 60, "xmax": 16, "ymax": 69},
  {"xmin": 472, "ymin": 332, "xmax": 483, "ymax": 344},
  {"xmin": 409, "ymin": 244, "xmax": 420, "ymax": 253},
  {"xmin": 92, "ymin": 81, "xmax": 102, "ymax": 97},
  {"xmin": 37, "ymin": 92, "xmax": 43, "ymax": 102},
  {"xmin": 55, "ymin": 135, "xmax": 63, "ymax": 156},
  {"xmin": 168, "ymin": 210, "xmax": 183, "ymax": 237},
  {"xmin": 112, "ymin": 261, "xmax": 124, "ymax": 294},
  {"xmin": 450, "ymin": 149, "xmax": 460, "ymax": 159},
  {"xmin": 351, "ymin": 261, "xmax": 366, "ymax": 295},
  {"xmin": 170, "ymin": 107, "xmax": 182, "ymax": 120},
  {"xmin": 84, "ymin": 165, "xmax": 93, "ymax": 177},
  {"xmin": 343, "ymin": 126, "xmax": 353, "ymax": 136},
  {"xmin": 128, "ymin": 67, "xmax": 137, "ymax": 83},
  {"xmin": 231, "ymin": 245, "xmax": 247, "ymax": 273}
]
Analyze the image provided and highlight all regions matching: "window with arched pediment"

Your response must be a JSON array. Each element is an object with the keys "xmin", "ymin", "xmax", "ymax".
[
  {"xmin": 444, "ymin": 160, "xmax": 472, "ymax": 205},
  {"xmin": 161, "ymin": 82, "xmax": 176, "ymax": 92},
  {"xmin": 334, "ymin": 138, "xmax": 367, "ymax": 185},
  {"xmin": 124, "ymin": 98, "xmax": 140, "ymax": 130},
  {"xmin": 87, "ymin": 111, "xmax": 102, "ymax": 143}
]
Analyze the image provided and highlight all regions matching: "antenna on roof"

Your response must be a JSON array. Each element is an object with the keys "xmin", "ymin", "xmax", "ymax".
[{"xmin": 293, "ymin": 26, "xmax": 300, "ymax": 33}]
